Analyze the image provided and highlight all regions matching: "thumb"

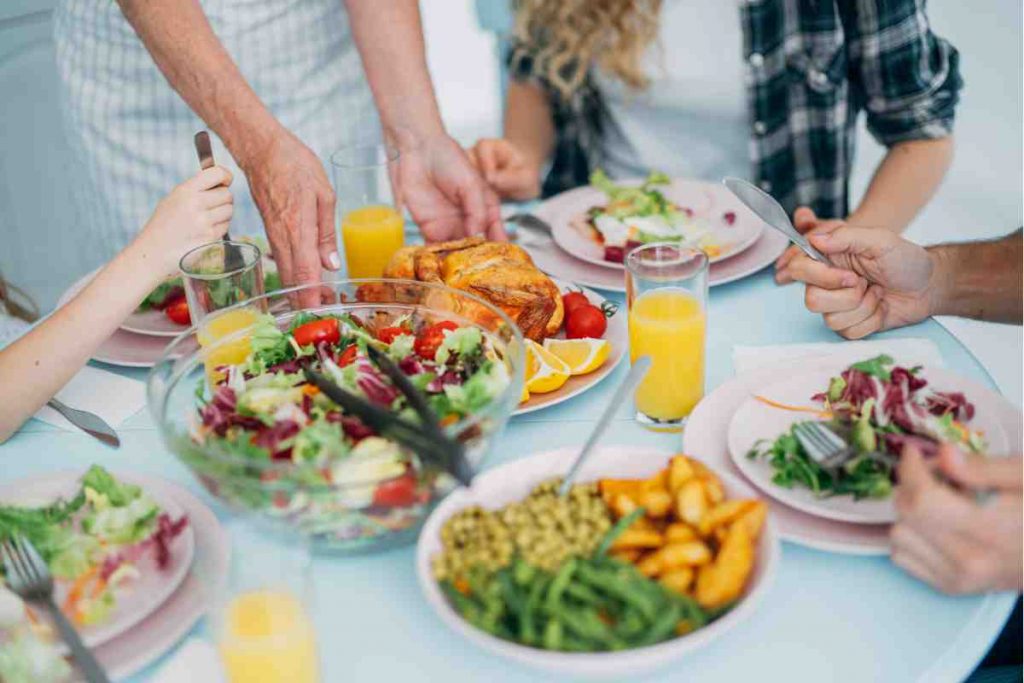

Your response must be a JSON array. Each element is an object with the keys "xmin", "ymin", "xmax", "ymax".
[
  {"xmin": 808, "ymin": 225, "xmax": 878, "ymax": 256},
  {"xmin": 317, "ymin": 187, "xmax": 340, "ymax": 271},
  {"xmin": 936, "ymin": 444, "xmax": 1023, "ymax": 492},
  {"xmin": 792, "ymin": 206, "xmax": 818, "ymax": 234}
]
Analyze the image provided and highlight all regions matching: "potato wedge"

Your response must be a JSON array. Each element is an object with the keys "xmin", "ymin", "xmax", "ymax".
[
  {"xmin": 599, "ymin": 479, "xmax": 642, "ymax": 506},
  {"xmin": 660, "ymin": 567, "xmax": 694, "ymax": 595},
  {"xmin": 612, "ymin": 492, "xmax": 639, "ymax": 518},
  {"xmin": 695, "ymin": 523, "xmax": 755, "ymax": 609},
  {"xmin": 640, "ymin": 469, "xmax": 669, "ymax": 495},
  {"xmin": 665, "ymin": 522, "xmax": 698, "ymax": 544},
  {"xmin": 668, "ymin": 455, "xmax": 696, "ymax": 494},
  {"xmin": 609, "ymin": 549, "xmax": 641, "ymax": 563},
  {"xmin": 640, "ymin": 489, "xmax": 673, "ymax": 518},
  {"xmin": 636, "ymin": 552, "xmax": 663, "ymax": 577},
  {"xmin": 732, "ymin": 500, "xmax": 768, "ymax": 540},
  {"xmin": 697, "ymin": 500, "xmax": 754, "ymax": 537},
  {"xmin": 701, "ymin": 476, "xmax": 725, "ymax": 505},
  {"xmin": 659, "ymin": 541, "xmax": 712, "ymax": 569},
  {"xmin": 675, "ymin": 480, "xmax": 708, "ymax": 527},
  {"xmin": 610, "ymin": 528, "xmax": 664, "ymax": 550}
]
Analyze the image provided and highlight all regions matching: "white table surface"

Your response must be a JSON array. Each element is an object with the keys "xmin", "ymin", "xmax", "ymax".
[{"xmin": 4, "ymin": 267, "xmax": 1019, "ymax": 683}]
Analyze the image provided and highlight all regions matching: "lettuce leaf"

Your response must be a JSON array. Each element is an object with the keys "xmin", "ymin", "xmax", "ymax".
[
  {"xmin": 435, "ymin": 327, "xmax": 481, "ymax": 366},
  {"xmin": 250, "ymin": 314, "xmax": 291, "ymax": 367}
]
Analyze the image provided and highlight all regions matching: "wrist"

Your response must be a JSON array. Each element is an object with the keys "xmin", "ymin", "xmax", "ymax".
[
  {"xmin": 925, "ymin": 245, "xmax": 955, "ymax": 317},
  {"xmin": 224, "ymin": 113, "xmax": 288, "ymax": 172}
]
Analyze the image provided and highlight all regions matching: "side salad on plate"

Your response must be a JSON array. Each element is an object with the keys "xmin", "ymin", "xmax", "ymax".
[
  {"xmin": 578, "ymin": 170, "xmax": 722, "ymax": 263},
  {"xmin": 186, "ymin": 309, "xmax": 510, "ymax": 543},
  {"xmin": 0, "ymin": 466, "xmax": 189, "ymax": 628},
  {"xmin": 748, "ymin": 356, "xmax": 986, "ymax": 499}
]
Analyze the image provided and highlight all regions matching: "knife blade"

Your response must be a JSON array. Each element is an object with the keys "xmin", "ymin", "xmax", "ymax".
[
  {"xmin": 46, "ymin": 399, "xmax": 120, "ymax": 448},
  {"xmin": 722, "ymin": 177, "xmax": 829, "ymax": 263}
]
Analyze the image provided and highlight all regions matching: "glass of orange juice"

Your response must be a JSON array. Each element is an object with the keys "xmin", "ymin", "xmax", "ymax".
[
  {"xmin": 625, "ymin": 243, "xmax": 709, "ymax": 432},
  {"xmin": 330, "ymin": 142, "xmax": 405, "ymax": 279},
  {"xmin": 180, "ymin": 241, "xmax": 266, "ymax": 385},
  {"xmin": 213, "ymin": 518, "xmax": 319, "ymax": 683}
]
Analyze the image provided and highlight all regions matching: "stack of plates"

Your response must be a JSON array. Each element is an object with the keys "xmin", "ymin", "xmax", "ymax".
[{"xmin": 517, "ymin": 178, "xmax": 789, "ymax": 292}]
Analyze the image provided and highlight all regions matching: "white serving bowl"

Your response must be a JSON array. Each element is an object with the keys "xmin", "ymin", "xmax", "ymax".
[{"xmin": 415, "ymin": 445, "xmax": 780, "ymax": 679}]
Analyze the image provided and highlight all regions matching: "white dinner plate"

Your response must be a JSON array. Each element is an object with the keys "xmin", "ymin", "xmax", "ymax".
[
  {"xmin": 726, "ymin": 365, "xmax": 1010, "ymax": 525},
  {"xmin": 0, "ymin": 471, "xmax": 195, "ymax": 651},
  {"xmin": 514, "ymin": 279, "xmax": 627, "ymax": 415},
  {"xmin": 416, "ymin": 445, "xmax": 779, "ymax": 679},
  {"xmin": 539, "ymin": 178, "xmax": 763, "ymax": 271}
]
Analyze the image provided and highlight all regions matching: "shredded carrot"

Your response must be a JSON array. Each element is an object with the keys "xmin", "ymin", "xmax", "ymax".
[
  {"xmin": 439, "ymin": 414, "xmax": 459, "ymax": 427},
  {"xmin": 302, "ymin": 384, "xmax": 320, "ymax": 396},
  {"xmin": 90, "ymin": 578, "xmax": 108, "ymax": 600},
  {"xmin": 63, "ymin": 567, "xmax": 98, "ymax": 616},
  {"xmin": 454, "ymin": 576, "xmax": 471, "ymax": 596},
  {"xmin": 754, "ymin": 395, "xmax": 832, "ymax": 419}
]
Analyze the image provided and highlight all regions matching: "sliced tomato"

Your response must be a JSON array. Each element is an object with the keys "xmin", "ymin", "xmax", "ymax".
[
  {"xmin": 372, "ymin": 472, "xmax": 419, "ymax": 507},
  {"xmin": 164, "ymin": 297, "xmax": 191, "ymax": 325},
  {"xmin": 336, "ymin": 344, "xmax": 358, "ymax": 367},
  {"xmin": 293, "ymin": 318, "xmax": 340, "ymax": 347},
  {"xmin": 565, "ymin": 305, "xmax": 607, "ymax": 339},
  {"xmin": 561, "ymin": 291, "xmax": 590, "ymax": 316},
  {"xmin": 414, "ymin": 320, "xmax": 460, "ymax": 360},
  {"xmin": 376, "ymin": 326, "xmax": 408, "ymax": 344}
]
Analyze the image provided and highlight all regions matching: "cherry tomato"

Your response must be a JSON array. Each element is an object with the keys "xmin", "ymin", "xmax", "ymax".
[
  {"xmin": 336, "ymin": 345, "xmax": 358, "ymax": 367},
  {"xmin": 376, "ymin": 326, "xmax": 408, "ymax": 344},
  {"xmin": 565, "ymin": 305, "xmax": 607, "ymax": 339},
  {"xmin": 164, "ymin": 297, "xmax": 191, "ymax": 325},
  {"xmin": 372, "ymin": 471, "xmax": 419, "ymax": 507},
  {"xmin": 562, "ymin": 291, "xmax": 590, "ymax": 316},
  {"xmin": 293, "ymin": 318, "xmax": 340, "ymax": 347},
  {"xmin": 414, "ymin": 320, "xmax": 460, "ymax": 360}
]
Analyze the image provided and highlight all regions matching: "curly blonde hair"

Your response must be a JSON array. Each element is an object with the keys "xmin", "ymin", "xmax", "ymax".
[{"xmin": 513, "ymin": 0, "xmax": 662, "ymax": 99}]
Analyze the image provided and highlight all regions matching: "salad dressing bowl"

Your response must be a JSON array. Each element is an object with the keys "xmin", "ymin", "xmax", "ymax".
[{"xmin": 148, "ymin": 280, "xmax": 525, "ymax": 554}]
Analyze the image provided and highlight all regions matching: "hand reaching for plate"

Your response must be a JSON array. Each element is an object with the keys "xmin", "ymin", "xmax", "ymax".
[
  {"xmin": 468, "ymin": 138, "xmax": 542, "ymax": 202},
  {"xmin": 892, "ymin": 444, "xmax": 1023, "ymax": 594}
]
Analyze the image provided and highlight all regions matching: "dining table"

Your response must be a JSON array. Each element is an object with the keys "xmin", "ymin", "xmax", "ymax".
[{"xmin": 4, "ymin": 260, "xmax": 1019, "ymax": 682}]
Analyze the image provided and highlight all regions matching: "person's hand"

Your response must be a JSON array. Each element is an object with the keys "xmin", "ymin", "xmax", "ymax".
[
  {"xmin": 240, "ymin": 131, "xmax": 338, "ymax": 307},
  {"xmin": 774, "ymin": 207, "xmax": 844, "ymax": 284},
  {"xmin": 784, "ymin": 222, "xmax": 937, "ymax": 339},
  {"xmin": 398, "ymin": 132, "xmax": 504, "ymax": 242},
  {"xmin": 132, "ymin": 165, "xmax": 234, "ymax": 278},
  {"xmin": 467, "ymin": 138, "xmax": 542, "ymax": 202},
  {"xmin": 891, "ymin": 444, "xmax": 1023, "ymax": 594}
]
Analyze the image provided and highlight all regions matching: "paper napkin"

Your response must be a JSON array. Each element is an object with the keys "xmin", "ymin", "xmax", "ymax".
[
  {"xmin": 32, "ymin": 365, "xmax": 146, "ymax": 432},
  {"xmin": 151, "ymin": 638, "xmax": 225, "ymax": 683},
  {"xmin": 732, "ymin": 338, "xmax": 945, "ymax": 376}
]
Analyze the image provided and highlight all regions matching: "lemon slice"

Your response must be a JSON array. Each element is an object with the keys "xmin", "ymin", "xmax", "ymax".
[
  {"xmin": 543, "ymin": 338, "xmax": 611, "ymax": 376},
  {"xmin": 524, "ymin": 340, "xmax": 570, "ymax": 394}
]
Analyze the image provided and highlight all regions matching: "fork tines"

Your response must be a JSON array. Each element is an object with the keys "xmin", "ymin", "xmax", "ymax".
[{"xmin": 794, "ymin": 422, "xmax": 849, "ymax": 465}]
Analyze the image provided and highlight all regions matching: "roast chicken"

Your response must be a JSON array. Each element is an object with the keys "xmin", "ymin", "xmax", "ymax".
[{"xmin": 382, "ymin": 238, "xmax": 564, "ymax": 341}]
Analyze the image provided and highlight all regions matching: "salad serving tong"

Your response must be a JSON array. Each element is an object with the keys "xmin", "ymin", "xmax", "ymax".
[{"xmin": 1, "ymin": 535, "xmax": 110, "ymax": 682}]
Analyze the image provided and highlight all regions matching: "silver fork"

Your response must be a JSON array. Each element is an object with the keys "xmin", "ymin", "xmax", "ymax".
[
  {"xmin": 793, "ymin": 422, "xmax": 853, "ymax": 470},
  {"xmin": 504, "ymin": 213, "xmax": 553, "ymax": 243},
  {"xmin": 1, "ymin": 536, "xmax": 110, "ymax": 682}
]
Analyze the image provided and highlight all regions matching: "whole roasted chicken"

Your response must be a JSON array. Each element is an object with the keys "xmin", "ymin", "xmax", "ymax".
[{"xmin": 383, "ymin": 238, "xmax": 564, "ymax": 340}]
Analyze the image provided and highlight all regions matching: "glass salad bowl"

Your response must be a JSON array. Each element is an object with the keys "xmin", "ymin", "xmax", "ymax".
[{"xmin": 147, "ymin": 279, "xmax": 525, "ymax": 554}]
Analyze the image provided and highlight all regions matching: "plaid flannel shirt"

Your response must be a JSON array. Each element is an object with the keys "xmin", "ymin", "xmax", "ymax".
[{"xmin": 509, "ymin": 0, "xmax": 962, "ymax": 219}]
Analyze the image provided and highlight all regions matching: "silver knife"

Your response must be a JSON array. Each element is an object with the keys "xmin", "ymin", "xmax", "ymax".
[
  {"xmin": 722, "ymin": 177, "xmax": 829, "ymax": 263},
  {"xmin": 46, "ymin": 399, "xmax": 120, "ymax": 448}
]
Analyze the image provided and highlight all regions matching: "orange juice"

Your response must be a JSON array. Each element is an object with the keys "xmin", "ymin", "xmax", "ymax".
[
  {"xmin": 219, "ymin": 590, "xmax": 319, "ymax": 683},
  {"xmin": 341, "ymin": 205, "xmax": 405, "ymax": 278},
  {"xmin": 198, "ymin": 307, "xmax": 261, "ymax": 385},
  {"xmin": 628, "ymin": 288, "xmax": 706, "ymax": 423}
]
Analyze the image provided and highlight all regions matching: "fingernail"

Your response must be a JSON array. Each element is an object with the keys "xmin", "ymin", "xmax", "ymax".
[{"xmin": 328, "ymin": 251, "xmax": 341, "ymax": 270}]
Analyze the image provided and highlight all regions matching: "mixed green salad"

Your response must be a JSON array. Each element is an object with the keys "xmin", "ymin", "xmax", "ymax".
[
  {"xmin": 748, "ymin": 356, "xmax": 985, "ymax": 499},
  {"xmin": 584, "ymin": 170, "xmax": 720, "ymax": 263},
  {"xmin": 0, "ymin": 466, "xmax": 188, "ymax": 627},
  {"xmin": 188, "ymin": 309, "xmax": 510, "ymax": 543}
]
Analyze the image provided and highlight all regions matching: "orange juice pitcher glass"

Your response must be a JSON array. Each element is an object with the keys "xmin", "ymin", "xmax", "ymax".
[
  {"xmin": 330, "ymin": 142, "xmax": 405, "ymax": 279},
  {"xmin": 625, "ymin": 244, "xmax": 709, "ymax": 432}
]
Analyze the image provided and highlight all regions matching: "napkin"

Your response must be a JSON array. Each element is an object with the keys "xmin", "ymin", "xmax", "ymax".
[
  {"xmin": 150, "ymin": 638, "xmax": 225, "ymax": 683},
  {"xmin": 32, "ymin": 365, "xmax": 146, "ymax": 432},
  {"xmin": 732, "ymin": 338, "xmax": 945, "ymax": 376}
]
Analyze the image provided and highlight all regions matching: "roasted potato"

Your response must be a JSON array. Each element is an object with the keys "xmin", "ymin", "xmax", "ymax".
[
  {"xmin": 675, "ymin": 480, "xmax": 708, "ymax": 527},
  {"xmin": 639, "ymin": 489, "xmax": 673, "ymax": 518},
  {"xmin": 668, "ymin": 455, "xmax": 696, "ymax": 494},
  {"xmin": 665, "ymin": 522, "xmax": 698, "ymax": 544},
  {"xmin": 610, "ymin": 528, "xmax": 664, "ymax": 551},
  {"xmin": 660, "ymin": 567, "xmax": 695, "ymax": 595},
  {"xmin": 697, "ymin": 500, "xmax": 753, "ymax": 538},
  {"xmin": 695, "ymin": 523, "xmax": 755, "ymax": 609}
]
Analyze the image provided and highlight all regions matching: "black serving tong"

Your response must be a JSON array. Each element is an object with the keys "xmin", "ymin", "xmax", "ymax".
[
  {"xmin": 303, "ymin": 349, "xmax": 473, "ymax": 486},
  {"xmin": 194, "ymin": 131, "xmax": 244, "ymax": 272}
]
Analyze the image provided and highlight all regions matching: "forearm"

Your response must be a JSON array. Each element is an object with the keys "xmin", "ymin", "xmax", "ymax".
[
  {"xmin": 344, "ymin": 0, "xmax": 445, "ymax": 143},
  {"xmin": 117, "ymin": 0, "xmax": 282, "ymax": 167},
  {"xmin": 503, "ymin": 81, "xmax": 555, "ymax": 174},
  {"xmin": 0, "ymin": 247, "xmax": 164, "ymax": 442},
  {"xmin": 929, "ymin": 230, "xmax": 1023, "ymax": 323},
  {"xmin": 849, "ymin": 137, "xmax": 954, "ymax": 231}
]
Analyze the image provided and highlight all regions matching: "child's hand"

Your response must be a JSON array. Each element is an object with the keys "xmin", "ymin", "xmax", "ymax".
[
  {"xmin": 467, "ymin": 138, "xmax": 541, "ymax": 201},
  {"xmin": 132, "ymin": 166, "xmax": 235, "ymax": 277}
]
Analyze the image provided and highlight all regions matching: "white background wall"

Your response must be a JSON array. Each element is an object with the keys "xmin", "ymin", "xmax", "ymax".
[{"xmin": 421, "ymin": 0, "xmax": 1024, "ymax": 406}]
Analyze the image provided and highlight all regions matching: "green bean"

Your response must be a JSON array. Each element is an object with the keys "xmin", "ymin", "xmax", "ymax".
[
  {"xmin": 563, "ymin": 581, "xmax": 603, "ymax": 606},
  {"xmin": 575, "ymin": 564, "xmax": 659, "ymax": 621},
  {"xmin": 542, "ymin": 618, "xmax": 563, "ymax": 650},
  {"xmin": 555, "ymin": 606, "xmax": 617, "ymax": 648},
  {"xmin": 637, "ymin": 603, "xmax": 681, "ymax": 647},
  {"xmin": 594, "ymin": 506, "xmax": 646, "ymax": 556},
  {"xmin": 545, "ymin": 558, "xmax": 576, "ymax": 612}
]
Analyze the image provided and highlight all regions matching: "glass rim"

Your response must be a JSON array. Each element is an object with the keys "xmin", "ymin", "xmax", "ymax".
[
  {"xmin": 624, "ymin": 242, "xmax": 710, "ymax": 280},
  {"xmin": 179, "ymin": 240, "xmax": 262, "ymax": 281},
  {"xmin": 329, "ymin": 142, "xmax": 400, "ymax": 170}
]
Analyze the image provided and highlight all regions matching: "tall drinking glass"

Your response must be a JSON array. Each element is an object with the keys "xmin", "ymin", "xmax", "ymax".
[
  {"xmin": 212, "ymin": 518, "xmax": 320, "ymax": 683},
  {"xmin": 330, "ymin": 142, "xmax": 404, "ymax": 279},
  {"xmin": 179, "ymin": 240, "xmax": 266, "ymax": 385},
  {"xmin": 625, "ymin": 244, "xmax": 708, "ymax": 431}
]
